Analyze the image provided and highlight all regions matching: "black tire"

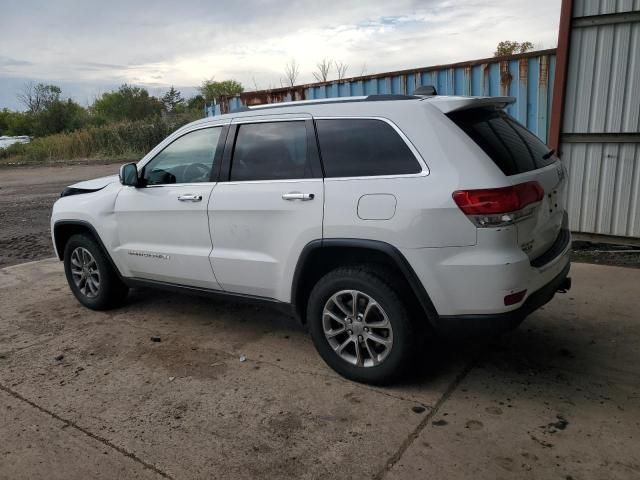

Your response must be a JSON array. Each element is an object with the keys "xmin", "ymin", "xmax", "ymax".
[
  {"xmin": 307, "ymin": 267, "xmax": 417, "ymax": 385},
  {"xmin": 63, "ymin": 233, "xmax": 128, "ymax": 310}
]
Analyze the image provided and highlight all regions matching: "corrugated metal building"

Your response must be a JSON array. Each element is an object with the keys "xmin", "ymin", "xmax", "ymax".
[
  {"xmin": 552, "ymin": 0, "xmax": 640, "ymax": 242},
  {"xmin": 219, "ymin": 50, "xmax": 556, "ymax": 142}
]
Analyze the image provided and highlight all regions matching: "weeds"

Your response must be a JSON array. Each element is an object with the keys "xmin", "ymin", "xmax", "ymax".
[{"xmin": 0, "ymin": 115, "xmax": 194, "ymax": 166}]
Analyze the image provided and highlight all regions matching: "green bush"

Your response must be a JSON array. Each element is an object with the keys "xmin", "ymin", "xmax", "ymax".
[{"xmin": 0, "ymin": 115, "xmax": 195, "ymax": 166}]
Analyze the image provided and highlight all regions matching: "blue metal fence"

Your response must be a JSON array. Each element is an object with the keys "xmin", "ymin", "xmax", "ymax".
[{"xmin": 218, "ymin": 49, "xmax": 556, "ymax": 142}]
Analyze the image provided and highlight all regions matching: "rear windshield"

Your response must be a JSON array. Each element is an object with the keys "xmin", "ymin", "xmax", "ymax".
[{"xmin": 448, "ymin": 108, "xmax": 554, "ymax": 176}]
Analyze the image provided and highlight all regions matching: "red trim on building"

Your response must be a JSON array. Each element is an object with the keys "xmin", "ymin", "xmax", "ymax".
[{"xmin": 549, "ymin": 0, "xmax": 574, "ymax": 151}]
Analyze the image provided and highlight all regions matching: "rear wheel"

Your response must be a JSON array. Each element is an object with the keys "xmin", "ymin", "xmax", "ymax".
[
  {"xmin": 307, "ymin": 267, "xmax": 416, "ymax": 385},
  {"xmin": 63, "ymin": 234, "xmax": 128, "ymax": 310}
]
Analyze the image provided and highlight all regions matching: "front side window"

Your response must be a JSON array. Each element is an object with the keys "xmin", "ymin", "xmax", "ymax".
[
  {"xmin": 315, "ymin": 119, "xmax": 422, "ymax": 178},
  {"xmin": 230, "ymin": 121, "xmax": 311, "ymax": 181},
  {"xmin": 143, "ymin": 127, "xmax": 222, "ymax": 185}
]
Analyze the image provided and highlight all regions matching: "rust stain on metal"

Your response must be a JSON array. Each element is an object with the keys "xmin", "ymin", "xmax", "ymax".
[
  {"xmin": 500, "ymin": 61, "xmax": 512, "ymax": 95},
  {"xmin": 464, "ymin": 65, "xmax": 472, "ymax": 95},
  {"xmin": 482, "ymin": 63, "xmax": 490, "ymax": 95},
  {"xmin": 519, "ymin": 59, "xmax": 528, "ymax": 81},
  {"xmin": 225, "ymin": 87, "xmax": 307, "ymax": 111},
  {"xmin": 539, "ymin": 55, "xmax": 549, "ymax": 86}
]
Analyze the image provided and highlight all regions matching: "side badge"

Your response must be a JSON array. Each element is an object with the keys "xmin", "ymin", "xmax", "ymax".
[{"xmin": 128, "ymin": 251, "xmax": 170, "ymax": 260}]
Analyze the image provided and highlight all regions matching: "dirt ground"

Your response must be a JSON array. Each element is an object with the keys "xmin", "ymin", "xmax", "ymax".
[
  {"xmin": 1, "ymin": 163, "xmax": 639, "ymax": 479},
  {"xmin": 0, "ymin": 162, "xmax": 121, "ymax": 267}
]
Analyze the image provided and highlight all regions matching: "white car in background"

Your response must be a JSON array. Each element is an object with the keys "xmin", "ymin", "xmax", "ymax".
[
  {"xmin": 0, "ymin": 135, "xmax": 31, "ymax": 149},
  {"xmin": 51, "ymin": 93, "xmax": 571, "ymax": 384}
]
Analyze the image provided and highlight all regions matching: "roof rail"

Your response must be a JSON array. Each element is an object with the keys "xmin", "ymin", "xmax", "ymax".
[{"xmin": 229, "ymin": 94, "xmax": 421, "ymax": 113}]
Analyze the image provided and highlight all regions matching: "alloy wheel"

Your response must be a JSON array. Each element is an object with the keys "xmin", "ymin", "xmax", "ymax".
[
  {"xmin": 70, "ymin": 247, "xmax": 101, "ymax": 298},
  {"xmin": 322, "ymin": 289, "xmax": 393, "ymax": 367}
]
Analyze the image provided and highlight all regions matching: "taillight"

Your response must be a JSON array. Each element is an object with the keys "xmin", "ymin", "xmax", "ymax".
[{"xmin": 453, "ymin": 181, "xmax": 544, "ymax": 227}]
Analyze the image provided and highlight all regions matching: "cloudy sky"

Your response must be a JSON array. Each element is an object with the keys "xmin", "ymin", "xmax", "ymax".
[{"xmin": 0, "ymin": 0, "xmax": 561, "ymax": 110}]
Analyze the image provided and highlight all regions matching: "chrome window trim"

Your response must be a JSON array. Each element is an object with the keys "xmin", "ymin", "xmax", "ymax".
[
  {"xmin": 313, "ymin": 116, "xmax": 429, "ymax": 180},
  {"xmin": 222, "ymin": 178, "xmax": 323, "ymax": 186},
  {"xmin": 141, "ymin": 182, "xmax": 218, "ymax": 189}
]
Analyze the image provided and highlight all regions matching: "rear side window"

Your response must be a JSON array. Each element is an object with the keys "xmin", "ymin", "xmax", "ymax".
[
  {"xmin": 315, "ymin": 119, "xmax": 421, "ymax": 178},
  {"xmin": 448, "ymin": 108, "xmax": 554, "ymax": 176},
  {"xmin": 230, "ymin": 121, "xmax": 312, "ymax": 181}
]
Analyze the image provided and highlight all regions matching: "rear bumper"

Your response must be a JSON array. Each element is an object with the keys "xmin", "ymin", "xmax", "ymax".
[
  {"xmin": 433, "ymin": 261, "xmax": 571, "ymax": 337},
  {"xmin": 402, "ymin": 225, "xmax": 572, "ymax": 317}
]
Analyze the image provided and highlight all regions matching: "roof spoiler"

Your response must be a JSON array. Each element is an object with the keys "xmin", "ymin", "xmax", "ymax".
[
  {"xmin": 429, "ymin": 96, "xmax": 516, "ymax": 114},
  {"xmin": 413, "ymin": 85, "xmax": 437, "ymax": 96}
]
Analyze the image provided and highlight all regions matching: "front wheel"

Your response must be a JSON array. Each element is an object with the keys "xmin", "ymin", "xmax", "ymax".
[
  {"xmin": 307, "ymin": 267, "xmax": 417, "ymax": 385},
  {"xmin": 63, "ymin": 234, "xmax": 128, "ymax": 310}
]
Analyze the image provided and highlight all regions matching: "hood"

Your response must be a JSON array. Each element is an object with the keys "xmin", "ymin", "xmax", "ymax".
[{"xmin": 68, "ymin": 174, "xmax": 119, "ymax": 190}]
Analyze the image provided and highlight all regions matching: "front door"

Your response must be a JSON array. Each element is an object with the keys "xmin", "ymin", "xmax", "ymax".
[
  {"xmin": 209, "ymin": 118, "xmax": 324, "ymax": 301},
  {"xmin": 113, "ymin": 125, "xmax": 225, "ymax": 289}
]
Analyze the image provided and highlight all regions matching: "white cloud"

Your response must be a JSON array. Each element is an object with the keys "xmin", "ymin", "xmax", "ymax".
[{"xmin": 0, "ymin": 0, "xmax": 560, "ymax": 108}]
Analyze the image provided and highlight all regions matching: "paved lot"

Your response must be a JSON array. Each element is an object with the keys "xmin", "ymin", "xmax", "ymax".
[{"xmin": 0, "ymin": 259, "xmax": 638, "ymax": 479}]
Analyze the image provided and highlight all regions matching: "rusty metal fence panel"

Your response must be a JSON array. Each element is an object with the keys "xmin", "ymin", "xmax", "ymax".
[{"xmin": 220, "ymin": 49, "xmax": 556, "ymax": 142}]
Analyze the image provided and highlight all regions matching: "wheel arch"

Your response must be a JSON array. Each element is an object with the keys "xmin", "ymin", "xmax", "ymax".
[
  {"xmin": 53, "ymin": 220, "xmax": 123, "ymax": 278},
  {"xmin": 291, "ymin": 239, "xmax": 439, "ymax": 328}
]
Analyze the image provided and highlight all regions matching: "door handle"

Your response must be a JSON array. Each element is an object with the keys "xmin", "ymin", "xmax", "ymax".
[
  {"xmin": 178, "ymin": 194, "xmax": 203, "ymax": 202},
  {"xmin": 282, "ymin": 192, "xmax": 315, "ymax": 201}
]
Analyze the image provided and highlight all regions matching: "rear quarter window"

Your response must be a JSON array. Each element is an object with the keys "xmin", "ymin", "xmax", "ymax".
[
  {"xmin": 448, "ymin": 108, "xmax": 554, "ymax": 176},
  {"xmin": 315, "ymin": 118, "xmax": 421, "ymax": 178}
]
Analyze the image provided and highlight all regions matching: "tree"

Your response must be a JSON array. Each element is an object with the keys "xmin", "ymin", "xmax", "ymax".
[
  {"xmin": 92, "ymin": 84, "xmax": 163, "ymax": 122},
  {"xmin": 335, "ymin": 61, "xmax": 349, "ymax": 81},
  {"xmin": 186, "ymin": 95, "xmax": 205, "ymax": 111},
  {"xmin": 282, "ymin": 59, "xmax": 300, "ymax": 87},
  {"xmin": 494, "ymin": 41, "xmax": 534, "ymax": 57},
  {"xmin": 17, "ymin": 82, "xmax": 62, "ymax": 114},
  {"xmin": 34, "ymin": 98, "xmax": 87, "ymax": 136},
  {"xmin": 313, "ymin": 58, "xmax": 333, "ymax": 82},
  {"xmin": 198, "ymin": 79, "xmax": 244, "ymax": 103},
  {"xmin": 161, "ymin": 86, "xmax": 184, "ymax": 112},
  {"xmin": 0, "ymin": 109, "xmax": 34, "ymax": 136}
]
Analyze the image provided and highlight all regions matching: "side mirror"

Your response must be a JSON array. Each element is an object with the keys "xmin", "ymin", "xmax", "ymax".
[{"xmin": 119, "ymin": 163, "xmax": 139, "ymax": 187}]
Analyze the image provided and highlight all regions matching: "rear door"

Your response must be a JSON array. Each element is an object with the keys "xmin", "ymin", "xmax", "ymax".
[
  {"xmin": 208, "ymin": 116, "xmax": 324, "ymax": 300},
  {"xmin": 448, "ymin": 108, "xmax": 567, "ymax": 260}
]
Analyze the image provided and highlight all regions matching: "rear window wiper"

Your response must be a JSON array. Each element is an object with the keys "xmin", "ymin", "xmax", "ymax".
[{"xmin": 542, "ymin": 149, "xmax": 555, "ymax": 160}]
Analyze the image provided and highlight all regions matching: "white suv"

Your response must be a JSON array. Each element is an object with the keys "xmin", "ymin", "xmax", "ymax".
[{"xmin": 51, "ymin": 94, "xmax": 571, "ymax": 384}]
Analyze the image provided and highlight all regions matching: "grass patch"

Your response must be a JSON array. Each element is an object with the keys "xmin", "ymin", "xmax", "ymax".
[{"xmin": 0, "ymin": 116, "xmax": 194, "ymax": 167}]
